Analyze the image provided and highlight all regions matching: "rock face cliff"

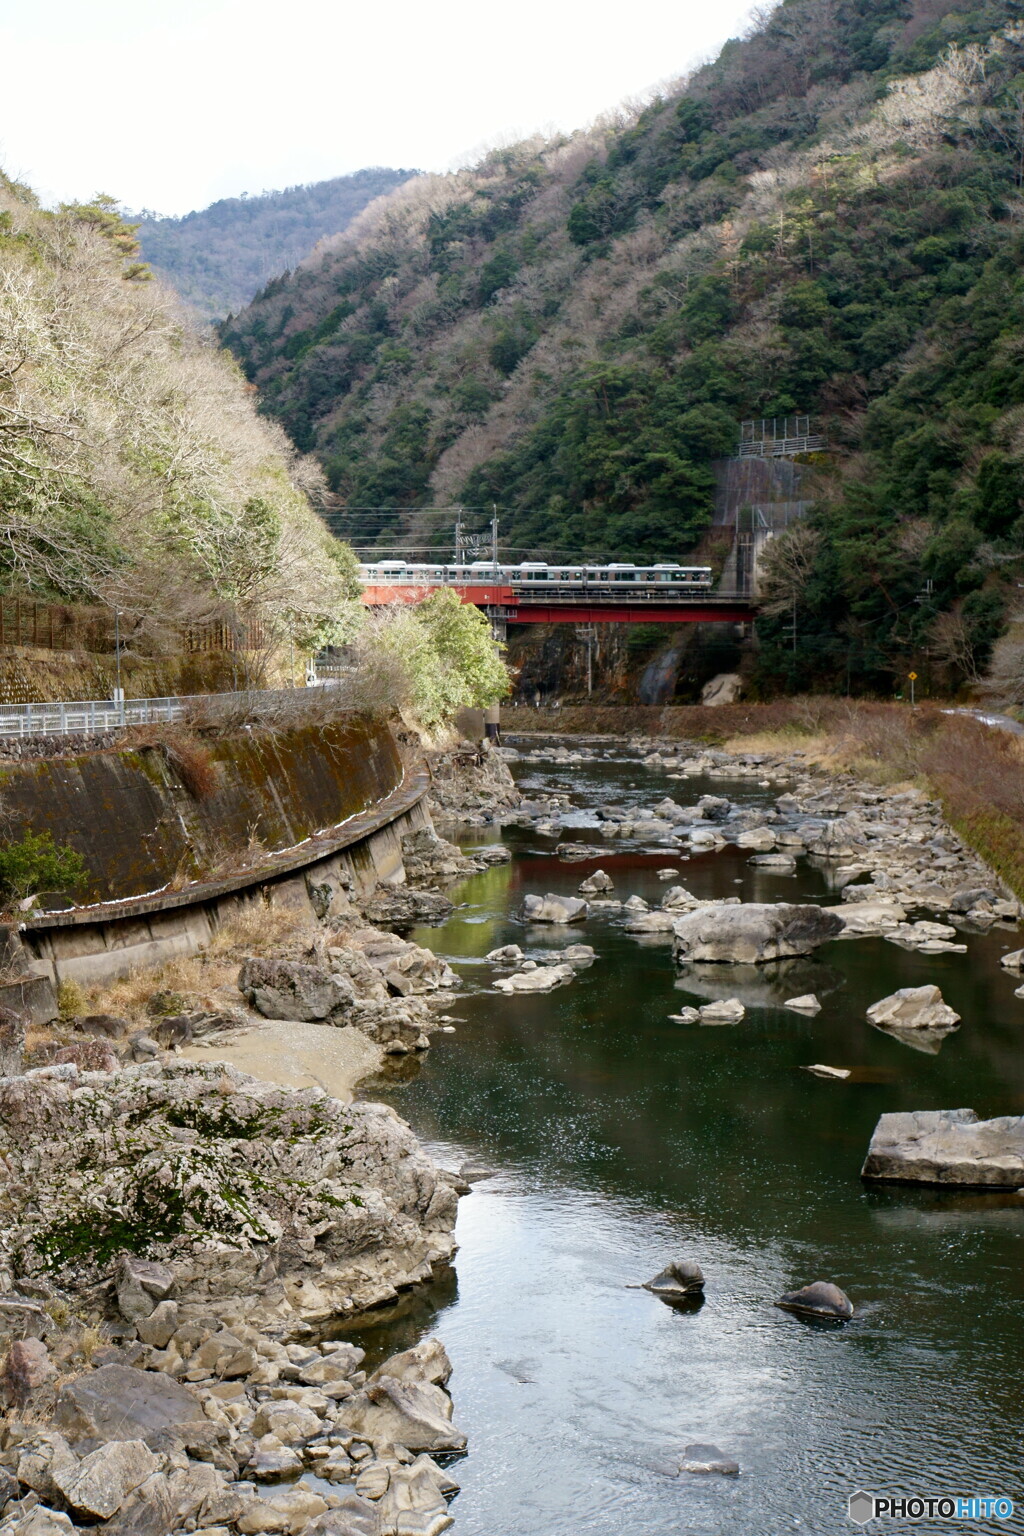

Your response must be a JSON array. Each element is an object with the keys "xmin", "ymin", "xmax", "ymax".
[{"xmin": 0, "ymin": 1060, "xmax": 461, "ymax": 1331}]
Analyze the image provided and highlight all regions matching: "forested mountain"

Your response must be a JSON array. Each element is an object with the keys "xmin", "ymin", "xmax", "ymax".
[
  {"xmin": 136, "ymin": 169, "xmax": 417, "ymax": 322},
  {"xmin": 223, "ymin": 0, "xmax": 1024, "ymax": 692},
  {"xmin": 0, "ymin": 178, "xmax": 357, "ymax": 648}
]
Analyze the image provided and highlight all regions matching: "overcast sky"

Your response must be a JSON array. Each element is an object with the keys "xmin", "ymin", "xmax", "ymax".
[{"xmin": 0, "ymin": 0, "xmax": 757, "ymax": 217}]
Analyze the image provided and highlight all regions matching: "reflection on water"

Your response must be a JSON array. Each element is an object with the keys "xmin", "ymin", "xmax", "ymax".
[{"xmin": 351, "ymin": 757, "xmax": 1024, "ymax": 1534}]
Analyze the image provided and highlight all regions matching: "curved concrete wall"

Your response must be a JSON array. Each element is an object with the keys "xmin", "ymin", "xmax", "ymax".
[{"xmin": 0, "ymin": 715, "xmax": 402, "ymax": 903}]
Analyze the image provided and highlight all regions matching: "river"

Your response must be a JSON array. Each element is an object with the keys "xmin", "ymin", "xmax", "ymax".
[{"xmin": 346, "ymin": 745, "xmax": 1024, "ymax": 1535}]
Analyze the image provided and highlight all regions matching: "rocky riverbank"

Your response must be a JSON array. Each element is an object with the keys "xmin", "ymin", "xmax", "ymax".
[{"xmin": 0, "ymin": 736, "xmax": 520, "ymax": 1535}]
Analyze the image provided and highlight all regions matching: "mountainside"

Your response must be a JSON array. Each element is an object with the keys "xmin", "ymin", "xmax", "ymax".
[
  {"xmin": 137, "ymin": 169, "xmax": 417, "ymax": 323},
  {"xmin": 222, "ymin": 0, "xmax": 1024, "ymax": 694},
  {"xmin": 0, "ymin": 177, "xmax": 357, "ymax": 650}
]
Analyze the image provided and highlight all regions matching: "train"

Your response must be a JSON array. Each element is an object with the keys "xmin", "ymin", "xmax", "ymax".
[{"xmin": 357, "ymin": 560, "xmax": 715, "ymax": 590}]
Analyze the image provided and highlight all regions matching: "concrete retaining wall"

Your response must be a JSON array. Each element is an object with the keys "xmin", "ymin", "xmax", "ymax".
[{"xmin": 1, "ymin": 714, "xmax": 433, "ymax": 993}]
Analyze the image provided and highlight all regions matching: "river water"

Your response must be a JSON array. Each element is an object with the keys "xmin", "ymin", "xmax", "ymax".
[{"xmin": 350, "ymin": 748, "xmax": 1024, "ymax": 1534}]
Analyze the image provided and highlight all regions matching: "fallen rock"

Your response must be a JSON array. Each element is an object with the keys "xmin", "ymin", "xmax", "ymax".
[
  {"xmin": 656, "ymin": 867, "xmax": 681, "ymax": 880},
  {"xmin": 115, "ymin": 1254, "xmax": 175, "ymax": 1324},
  {"xmin": 486, "ymin": 944, "xmax": 523, "ymax": 964},
  {"xmin": 52, "ymin": 1039, "xmax": 118, "ymax": 1073},
  {"xmin": 3, "ymin": 1336, "xmax": 55, "ymax": 1398},
  {"xmin": 520, "ymin": 893, "xmax": 589, "ymax": 924},
  {"xmin": 673, "ymin": 904, "xmax": 843, "ymax": 965},
  {"xmin": 1000, "ymin": 949, "xmax": 1024, "ymax": 969},
  {"xmin": 784, "ymin": 994, "xmax": 821, "ymax": 1013},
  {"xmin": 375, "ymin": 1455, "xmax": 456, "ymax": 1535},
  {"xmin": 866, "ymin": 985, "xmax": 960, "ymax": 1033},
  {"xmin": 736, "ymin": 827, "xmax": 776, "ymax": 850},
  {"xmin": 802, "ymin": 1064, "xmax": 850, "ymax": 1080},
  {"xmin": 338, "ymin": 1374, "xmax": 467, "ymax": 1453},
  {"xmin": 776, "ymin": 1281, "xmax": 853, "ymax": 1322},
  {"xmin": 307, "ymin": 1493, "xmax": 379, "ymax": 1534},
  {"xmin": 362, "ymin": 887, "xmax": 455, "ymax": 930},
  {"xmin": 55, "ymin": 1364, "xmax": 206, "ymax": 1443},
  {"xmin": 668, "ymin": 1008, "xmax": 700, "ymax": 1024},
  {"xmin": 53, "ymin": 1439, "xmax": 159, "ymax": 1520},
  {"xmin": 748, "ymin": 853, "xmax": 796, "ymax": 871},
  {"xmin": 562, "ymin": 943, "xmax": 595, "ymax": 963},
  {"xmin": 861, "ymin": 1109, "xmax": 1024, "ymax": 1187},
  {"xmin": 237, "ymin": 959, "xmax": 354, "ymax": 1022},
  {"xmin": 135, "ymin": 1299, "xmax": 178, "ymax": 1349}
]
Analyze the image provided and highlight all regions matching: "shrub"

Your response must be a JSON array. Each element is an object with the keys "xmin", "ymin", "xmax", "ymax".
[{"xmin": 0, "ymin": 831, "xmax": 87, "ymax": 907}]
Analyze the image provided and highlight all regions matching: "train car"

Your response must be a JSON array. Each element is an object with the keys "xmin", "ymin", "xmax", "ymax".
[{"xmin": 357, "ymin": 560, "xmax": 714, "ymax": 591}]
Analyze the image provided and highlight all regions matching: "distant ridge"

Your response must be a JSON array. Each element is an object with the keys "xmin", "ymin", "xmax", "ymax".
[{"xmin": 136, "ymin": 168, "xmax": 418, "ymax": 321}]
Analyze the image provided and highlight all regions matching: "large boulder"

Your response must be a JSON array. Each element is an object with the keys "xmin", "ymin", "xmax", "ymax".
[
  {"xmin": 0, "ymin": 1062, "xmax": 463, "ymax": 1328},
  {"xmin": 861, "ymin": 1109, "xmax": 1024, "ymax": 1187},
  {"xmin": 237, "ymin": 959, "xmax": 354, "ymax": 1022},
  {"xmin": 521, "ymin": 893, "xmax": 589, "ymax": 924},
  {"xmin": 52, "ymin": 1439, "xmax": 159, "ymax": 1519},
  {"xmin": 672, "ymin": 903, "xmax": 844, "ymax": 965},
  {"xmin": 776, "ymin": 1281, "xmax": 853, "ymax": 1322},
  {"xmin": 865, "ymin": 985, "xmax": 960, "ymax": 1033},
  {"xmin": 338, "ymin": 1374, "xmax": 467, "ymax": 1453},
  {"xmin": 55, "ymin": 1365, "xmax": 206, "ymax": 1444},
  {"xmin": 115, "ymin": 1254, "xmax": 175, "ymax": 1323}
]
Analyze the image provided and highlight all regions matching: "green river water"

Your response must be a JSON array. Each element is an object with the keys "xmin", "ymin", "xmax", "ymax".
[{"xmin": 346, "ymin": 747, "xmax": 1024, "ymax": 1535}]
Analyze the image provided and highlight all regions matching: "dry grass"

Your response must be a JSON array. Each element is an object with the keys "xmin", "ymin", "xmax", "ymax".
[{"xmin": 81, "ymin": 899, "xmax": 317, "ymax": 1023}]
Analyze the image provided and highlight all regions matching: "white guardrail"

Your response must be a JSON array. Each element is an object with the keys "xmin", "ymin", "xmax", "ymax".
[
  {"xmin": 0, "ymin": 695, "xmax": 185, "ymax": 738},
  {"xmin": 0, "ymin": 685, "xmax": 333, "ymax": 740}
]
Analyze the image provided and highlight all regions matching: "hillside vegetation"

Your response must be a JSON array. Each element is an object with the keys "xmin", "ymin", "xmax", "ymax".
[
  {"xmin": 137, "ymin": 169, "xmax": 417, "ymax": 323},
  {"xmin": 223, "ymin": 0, "xmax": 1024, "ymax": 695},
  {"xmin": 0, "ymin": 177, "xmax": 358, "ymax": 654}
]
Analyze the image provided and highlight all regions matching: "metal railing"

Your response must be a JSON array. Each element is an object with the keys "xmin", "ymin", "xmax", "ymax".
[
  {"xmin": 0, "ymin": 684, "xmax": 337, "ymax": 740},
  {"xmin": 0, "ymin": 695, "xmax": 184, "ymax": 739}
]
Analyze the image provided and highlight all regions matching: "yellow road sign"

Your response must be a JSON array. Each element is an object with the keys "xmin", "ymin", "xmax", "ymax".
[{"xmin": 908, "ymin": 671, "xmax": 918, "ymax": 680}]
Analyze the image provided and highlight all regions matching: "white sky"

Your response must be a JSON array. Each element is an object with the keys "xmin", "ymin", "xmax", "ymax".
[{"xmin": 0, "ymin": 0, "xmax": 757, "ymax": 217}]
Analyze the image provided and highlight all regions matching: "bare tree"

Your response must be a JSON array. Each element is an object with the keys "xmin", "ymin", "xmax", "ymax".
[{"xmin": 757, "ymin": 523, "xmax": 822, "ymax": 615}]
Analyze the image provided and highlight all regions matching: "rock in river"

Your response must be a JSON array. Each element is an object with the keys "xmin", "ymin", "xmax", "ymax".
[
  {"xmin": 643, "ymin": 1260, "xmax": 705, "ymax": 1305},
  {"xmin": 776, "ymin": 1281, "xmax": 854, "ymax": 1322},
  {"xmin": 784, "ymin": 994, "xmax": 821, "ymax": 1013},
  {"xmin": 579, "ymin": 869, "xmax": 614, "ymax": 894},
  {"xmin": 521, "ymin": 893, "xmax": 589, "ymax": 924},
  {"xmin": 699, "ymin": 998, "xmax": 745, "ymax": 1024},
  {"xmin": 494, "ymin": 964, "xmax": 573, "ymax": 994},
  {"xmin": 861, "ymin": 1109, "xmax": 1024, "ymax": 1187},
  {"xmin": 678, "ymin": 1443, "xmax": 740, "ymax": 1475},
  {"xmin": 866, "ymin": 985, "xmax": 960, "ymax": 1033},
  {"xmin": 673, "ymin": 903, "xmax": 844, "ymax": 965}
]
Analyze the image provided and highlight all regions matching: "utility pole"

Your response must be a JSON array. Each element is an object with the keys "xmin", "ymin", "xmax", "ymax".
[
  {"xmin": 113, "ymin": 609, "xmax": 124, "ymax": 720},
  {"xmin": 453, "ymin": 507, "xmax": 463, "ymax": 566},
  {"xmin": 491, "ymin": 507, "xmax": 499, "ymax": 572}
]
